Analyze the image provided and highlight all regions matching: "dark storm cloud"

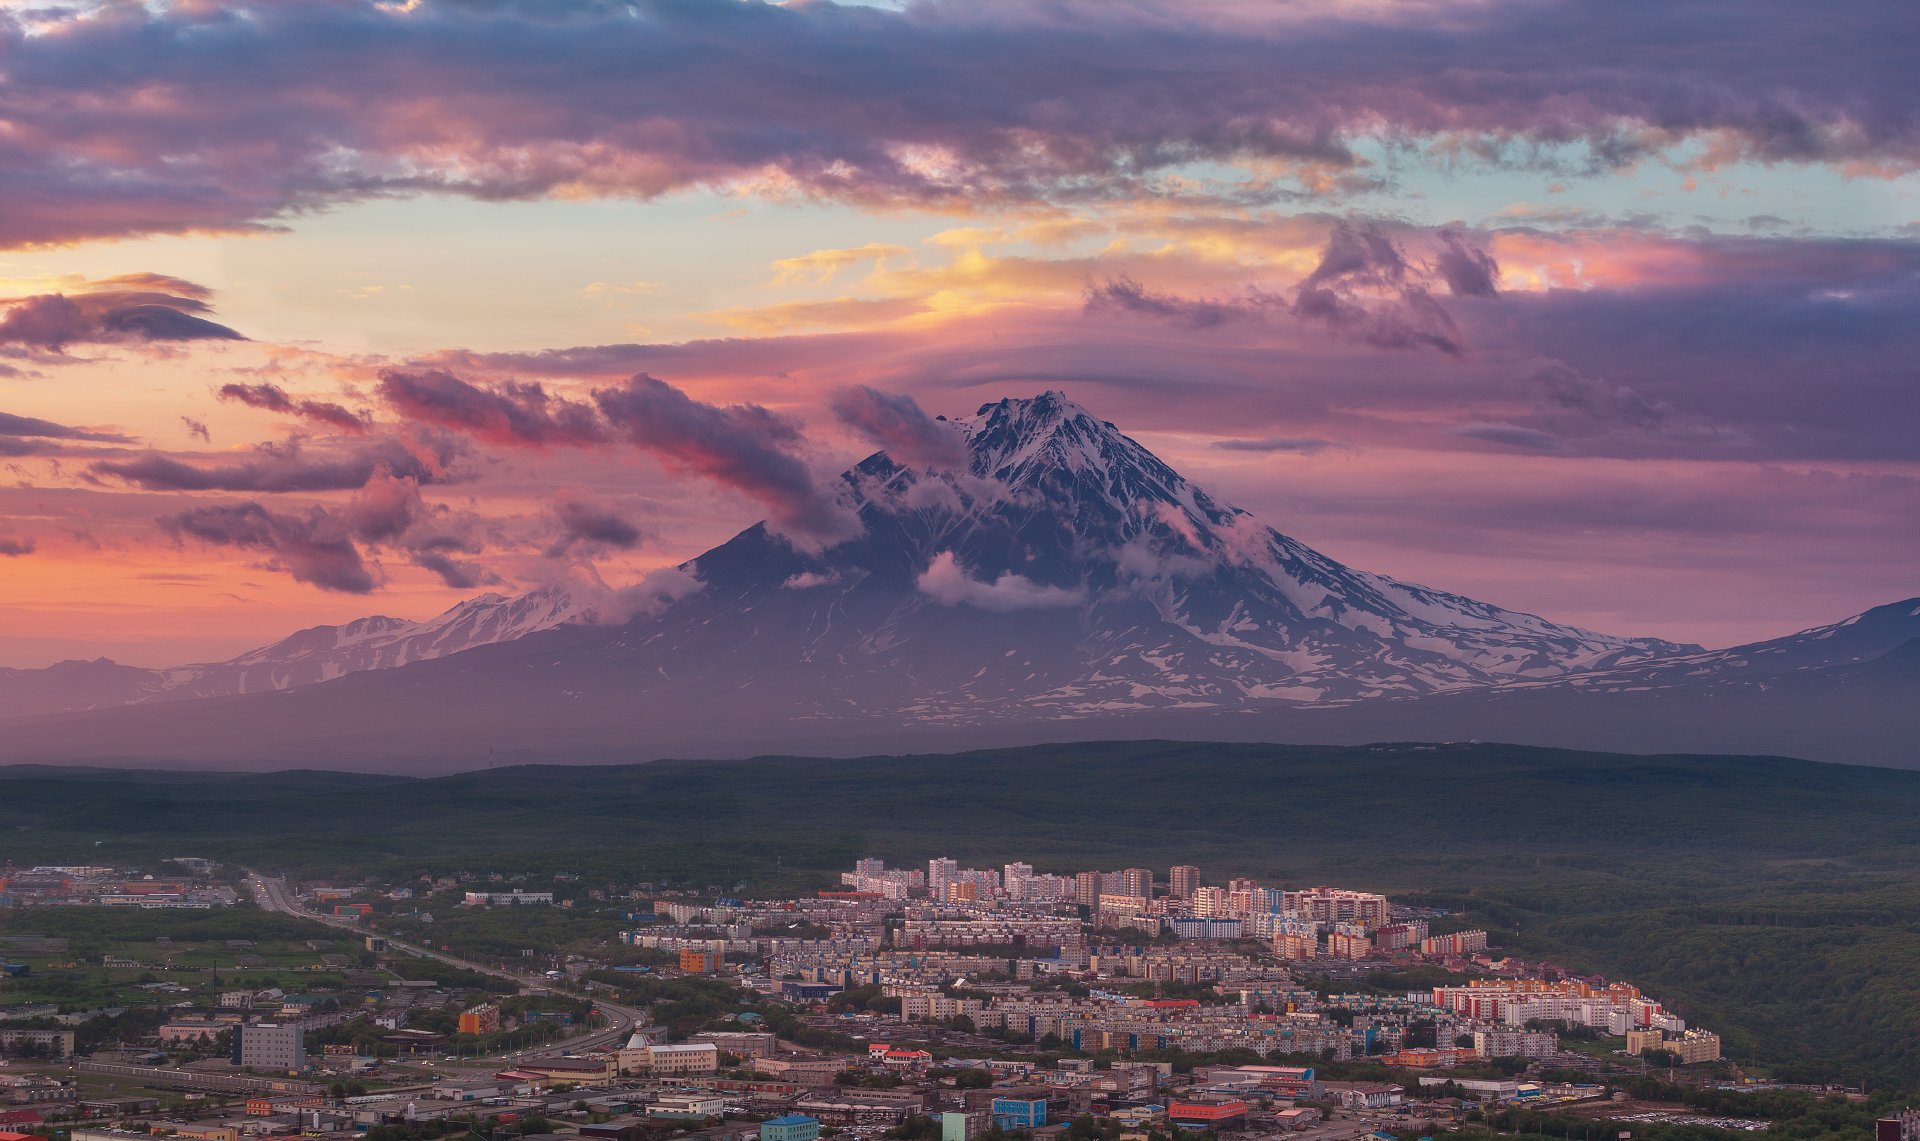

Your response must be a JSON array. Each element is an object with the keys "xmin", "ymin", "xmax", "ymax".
[
  {"xmin": 1, "ymin": 0, "xmax": 1915, "ymax": 247},
  {"xmin": 829, "ymin": 385, "xmax": 968, "ymax": 469}
]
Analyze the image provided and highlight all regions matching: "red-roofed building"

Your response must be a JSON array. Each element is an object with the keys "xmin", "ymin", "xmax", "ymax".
[{"xmin": 1168, "ymin": 1099, "xmax": 1249, "ymax": 1129}]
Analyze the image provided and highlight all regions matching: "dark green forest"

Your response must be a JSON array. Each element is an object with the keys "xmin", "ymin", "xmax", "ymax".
[{"xmin": 7, "ymin": 740, "xmax": 1920, "ymax": 1084}]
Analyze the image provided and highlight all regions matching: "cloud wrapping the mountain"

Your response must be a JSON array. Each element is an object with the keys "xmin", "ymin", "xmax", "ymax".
[
  {"xmin": 594, "ymin": 375, "xmax": 859, "ymax": 544},
  {"xmin": 831, "ymin": 385, "xmax": 967, "ymax": 469},
  {"xmin": 374, "ymin": 366, "xmax": 859, "ymax": 545},
  {"xmin": 1, "ymin": 0, "xmax": 1915, "ymax": 247},
  {"xmin": 916, "ymin": 551, "xmax": 1083, "ymax": 611}
]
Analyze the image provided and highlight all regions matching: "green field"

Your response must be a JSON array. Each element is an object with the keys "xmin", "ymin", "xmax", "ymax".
[{"xmin": 6, "ymin": 741, "xmax": 1920, "ymax": 1085}]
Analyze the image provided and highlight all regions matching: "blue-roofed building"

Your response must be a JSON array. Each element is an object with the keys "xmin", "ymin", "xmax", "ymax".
[
  {"xmin": 992, "ymin": 1098, "xmax": 1047, "ymax": 1131},
  {"xmin": 761, "ymin": 1115, "xmax": 821, "ymax": 1141}
]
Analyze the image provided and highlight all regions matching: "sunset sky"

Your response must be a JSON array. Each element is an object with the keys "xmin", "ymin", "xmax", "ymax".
[{"xmin": 2, "ymin": 0, "xmax": 1917, "ymax": 669}]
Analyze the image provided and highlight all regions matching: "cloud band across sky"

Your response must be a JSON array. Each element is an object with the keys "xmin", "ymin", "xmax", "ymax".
[{"xmin": 1, "ymin": 0, "xmax": 1917, "ymax": 247}]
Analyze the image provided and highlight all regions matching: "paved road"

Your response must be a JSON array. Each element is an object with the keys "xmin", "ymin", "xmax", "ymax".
[{"xmin": 245, "ymin": 870, "xmax": 644, "ymax": 1062}]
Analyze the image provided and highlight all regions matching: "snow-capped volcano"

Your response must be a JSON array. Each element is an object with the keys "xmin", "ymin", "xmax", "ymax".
[
  {"xmin": 757, "ymin": 391, "xmax": 1693, "ymax": 712},
  {"xmin": 20, "ymin": 391, "xmax": 1916, "ymax": 772},
  {"xmin": 0, "ymin": 392, "xmax": 1693, "ymax": 735}
]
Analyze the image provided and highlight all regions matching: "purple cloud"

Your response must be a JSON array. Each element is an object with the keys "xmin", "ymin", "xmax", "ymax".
[
  {"xmin": 90, "ymin": 436, "xmax": 457, "ymax": 493},
  {"xmin": 0, "ymin": 535, "xmax": 34, "ymax": 557},
  {"xmin": 162, "ymin": 502, "xmax": 376, "ymax": 594},
  {"xmin": 412, "ymin": 550, "xmax": 494, "ymax": 590},
  {"xmin": 1529, "ymin": 358, "xmax": 1665, "ymax": 431},
  {"xmin": 830, "ymin": 385, "xmax": 967, "ymax": 469},
  {"xmin": 1211, "ymin": 436, "xmax": 1343, "ymax": 455},
  {"xmin": 218, "ymin": 382, "xmax": 371, "ymax": 435},
  {"xmin": 377, "ymin": 369, "xmax": 606, "ymax": 447},
  {"xmin": 1451, "ymin": 423, "xmax": 1570, "ymax": 452},
  {"xmin": 1083, "ymin": 276, "xmax": 1275, "ymax": 330},
  {"xmin": 1291, "ymin": 223, "xmax": 1465, "ymax": 355},
  {"xmin": 595, "ymin": 375, "xmax": 858, "ymax": 543},
  {"xmin": 0, "ymin": 280, "xmax": 241, "ymax": 349},
  {"xmin": 1434, "ymin": 229, "xmax": 1502, "ymax": 298},
  {"xmin": 0, "ymin": 411, "xmax": 132, "ymax": 445},
  {"xmin": 0, "ymin": 1, "xmax": 1913, "ymax": 246},
  {"xmin": 548, "ymin": 493, "xmax": 645, "ymax": 555}
]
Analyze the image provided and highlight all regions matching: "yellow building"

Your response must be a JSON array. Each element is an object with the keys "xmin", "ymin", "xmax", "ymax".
[{"xmin": 1627, "ymin": 1029, "xmax": 1720, "ymax": 1064}]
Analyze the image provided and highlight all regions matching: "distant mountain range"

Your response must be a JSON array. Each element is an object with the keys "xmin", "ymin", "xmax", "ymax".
[
  {"xmin": 0, "ymin": 392, "xmax": 1912, "ymax": 770},
  {"xmin": 0, "ymin": 587, "xmax": 583, "ymax": 719}
]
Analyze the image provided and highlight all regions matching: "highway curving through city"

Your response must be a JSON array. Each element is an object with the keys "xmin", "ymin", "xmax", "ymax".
[{"xmin": 244, "ymin": 870, "xmax": 645, "ymax": 1061}]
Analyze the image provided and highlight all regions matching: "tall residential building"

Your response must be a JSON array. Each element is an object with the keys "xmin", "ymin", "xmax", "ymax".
[
  {"xmin": 1190, "ymin": 886, "xmax": 1230, "ymax": 916},
  {"xmin": 237, "ymin": 1023, "xmax": 305, "ymax": 1071},
  {"xmin": 1169, "ymin": 865, "xmax": 1201, "ymax": 899},
  {"xmin": 1075, "ymin": 871, "xmax": 1103, "ymax": 907},
  {"xmin": 928, "ymin": 858, "xmax": 959, "ymax": 902},
  {"xmin": 1003, "ymin": 863, "xmax": 1034, "ymax": 899},
  {"xmin": 1282, "ymin": 887, "xmax": 1390, "ymax": 925},
  {"xmin": 1120, "ymin": 868, "xmax": 1154, "ymax": 898}
]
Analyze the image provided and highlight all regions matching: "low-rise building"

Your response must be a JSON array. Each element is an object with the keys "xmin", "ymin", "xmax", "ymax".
[
  {"xmin": 760, "ymin": 1115, "xmax": 821, "ymax": 1141},
  {"xmin": 647, "ymin": 1095, "xmax": 726, "ymax": 1121}
]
